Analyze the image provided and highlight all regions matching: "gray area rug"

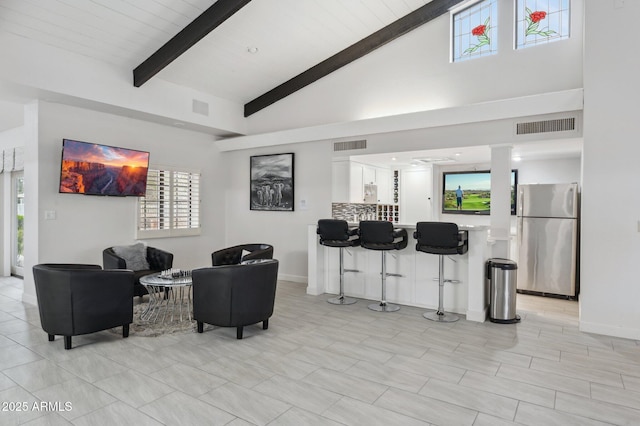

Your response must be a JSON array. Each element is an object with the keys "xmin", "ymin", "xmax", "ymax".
[{"xmin": 111, "ymin": 302, "xmax": 198, "ymax": 337}]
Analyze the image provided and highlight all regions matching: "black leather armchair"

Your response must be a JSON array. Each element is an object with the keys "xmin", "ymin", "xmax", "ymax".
[
  {"xmin": 193, "ymin": 259, "xmax": 279, "ymax": 339},
  {"xmin": 211, "ymin": 243, "xmax": 273, "ymax": 266},
  {"xmin": 32, "ymin": 264, "xmax": 134, "ymax": 349},
  {"xmin": 103, "ymin": 246, "xmax": 173, "ymax": 297}
]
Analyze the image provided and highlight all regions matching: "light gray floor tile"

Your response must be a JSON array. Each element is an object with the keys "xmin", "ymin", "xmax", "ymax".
[
  {"xmin": 200, "ymin": 356, "xmax": 274, "ymax": 387},
  {"xmin": 287, "ymin": 345, "xmax": 359, "ymax": 372},
  {"xmin": 460, "ymin": 371, "xmax": 556, "ymax": 408},
  {"xmin": 484, "ymin": 340, "xmax": 561, "ymax": 362},
  {"xmin": 0, "ymin": 343, "xmax": 42, "ymax": 370},
  {"xmin": 419, "ymin": 377, "xmax": 519, "ymax": 420},
  {"xmin": 56, "ymin": 353, "xmax": 128, "ymax": 383},
  {"xmin": 140, "ymin": 391, "xmax": 236, "ymax": 425},
  {"xmin": 269, "ymin": 407, "xmax": 343, "ymax": 426},
  {"xmin": 22, "ymin": 413, "xmax": 73, "ymax": 425},
  {"xmin": 497, "ymin": 364, "xmax": 591, "ymax": 397},
  {"xmin": 385, "ymin": 354, "xmax": 466, "ymax": 383},
  {"xmin": 3, "ymin": 359, "xmax": 76, "ymax": 392},
  {"xmin": 623, "ymin": 375, "xmax": 640, "ymax": 393},
  {"xmin": 0, "ymin": 371, "xmax": 18, "ymax": 391},
  {"xmin": 530, "ymin": 357, "xmax": 624, "ymax": 388},
  {"xmin": 326, "ymin": 340, "xmax": 395, "ymax": 363},
  {"xmin": 473, "ymin": 412, "xmax": 524, "ymax": 426},
  {"xmin": 96, "ymin": 343, "xmax": 176, "ymax": 374},
  {"xmin": 149, "ymin": 363, "xmax": 227, "ymax": 397},
  {"xmin": 420, "ymin": 348, "xmax": 502, "ymax": 376},
  {"xmin": 515, "ymin": 402, "xmax": 612, "ymax": 426},
  {"xmin": 455, "ymin": 343, "xmax": 532, "ymax": 368},
  {"xmin": 200, "ymin": 382, "xmax": 291, "ymax": 426},
  {"xmin": 302, "ymin": 368, "xmax": 389, "ymax": 404},
  {"xmin": 0, "ymin": 385, "xmax": 46, "ymax": 425},
  {"xmin": 93, "ymin": 370, "xmax": 175, "ymax": 408},
  {"xmin": 325, "ymin": 395, "xmax": 431, "ymax": 426},
  {"xmin": 591, "ymin": 382, "xmax": 640, "ymax": 410},
  {"xmin": 359, "ymin": 335, "xmax": 429, "ymax": 358},
  {"xmin": 254, "ymin": 374, "xmax": 342, "ymax": 415},
  {"xmin": 33, "ymin": 377, "xmax": 116, "ymax": 421},
  {"xmin": 71, "ymin": 401, "xmax": 162, "ymax": 426},
  {"xmin": 374, "ymin": 388, "xmax": 477, "ymax": 426},
  {"xmin": 561, "ymin": 351, "xmax": 640, "ymax": 377},
  {"xmin": 1, "ymin": 279, "xmax": 640, "ymax": 426},
  {"xmin": 556, "ymin": 391, "xmax": 640, "ymax": 425},
  {"xmin": 243, "ymin": 350, "xmax": 320, "ymax": 380},
  {"xmin": 345, "ymin": 360, "xmax": 428, "ymax": 393}
]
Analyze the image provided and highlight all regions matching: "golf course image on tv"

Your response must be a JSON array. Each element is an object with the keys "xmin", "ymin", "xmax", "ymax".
[{"xmin": 442, "ymin": 170, "xmax": 517, "ymax": 215}]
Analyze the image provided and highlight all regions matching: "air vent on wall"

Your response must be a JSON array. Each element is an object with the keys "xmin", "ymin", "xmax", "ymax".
[
  {"xmin": 516, "ymin": 117, "xmax": 575, "ymax": 135},
  {"xmin": 333, "ymin": 140, "xmax": 367, "ymax": 151},
  {"xmin": 192, "ymin": 99, "xmax": 209, "ymax": 116}
]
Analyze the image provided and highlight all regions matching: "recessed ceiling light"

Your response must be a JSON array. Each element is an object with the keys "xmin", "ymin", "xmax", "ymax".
[
  {"xmin": 391, "ymin": 157, "xmax": 397, "ymax": 161},
  {"xmin": 247, "ymin": 46, "xmax": 259, "ymax": 54},
  {"xmin": 512, "ymin": 156, "xmax": 522, "ymax": 162},
  {"xmin": 455, "ymin": 152, "xmax": 461, "ymax": 156},
  {"xmin": 173, "ymin": 122, "xmax": 185, "ymax": 127}
]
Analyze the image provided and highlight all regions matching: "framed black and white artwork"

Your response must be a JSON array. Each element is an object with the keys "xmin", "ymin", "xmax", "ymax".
[{"xmin": 250, "ymin": 153, "xmax": 294, "ymax": 211}]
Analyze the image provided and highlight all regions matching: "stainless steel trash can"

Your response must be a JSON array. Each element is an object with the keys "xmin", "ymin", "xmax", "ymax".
[{"xmin": 486, "ymin": 258, "xmax": 521, "ymax": 323}]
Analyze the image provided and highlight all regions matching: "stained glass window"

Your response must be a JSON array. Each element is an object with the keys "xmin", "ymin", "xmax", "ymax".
[
  {"xmin": 452, "ymin": 0, "xmax": 498, "ymax": 62},
  {"xmin": 516, "ymin": 0, "xmax": 570, "ymax": 49}
]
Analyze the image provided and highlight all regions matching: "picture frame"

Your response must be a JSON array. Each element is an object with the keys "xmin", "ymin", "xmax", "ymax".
[{"xmin": 250, "ymin": 153, "xmax": 294, "ymax": 211}]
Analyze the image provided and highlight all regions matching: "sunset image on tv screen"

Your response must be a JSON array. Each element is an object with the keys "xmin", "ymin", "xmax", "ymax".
[{"xmin": 59, "ymin": 139, "xmax": 149, "ymax": 196}]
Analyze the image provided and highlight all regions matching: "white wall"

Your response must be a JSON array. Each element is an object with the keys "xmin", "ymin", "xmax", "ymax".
[
  {"xmin": 246, "ymin": 0, "xmax": 584, "ymax": 134},
  {"xmin": 222, "ymin": 141, "xmax": 333, "ymax": 282},
  {"xmin": 580, "ymin": 1, "xmax": 640, "ymax": 339},
  {"xmin": 22, "ymin": 102, "xmax": 226, "ymax": 303}
]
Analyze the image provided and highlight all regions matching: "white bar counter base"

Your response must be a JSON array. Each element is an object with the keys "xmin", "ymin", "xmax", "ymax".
[{"xmin": 308, "ymin": 223, "xmax": 491, "ymax": 322}]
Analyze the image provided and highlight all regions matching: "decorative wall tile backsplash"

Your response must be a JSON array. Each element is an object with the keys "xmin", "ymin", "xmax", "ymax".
[{"xmin": 332, "ymin": 203, "xmax": 377, "ymax": 222}]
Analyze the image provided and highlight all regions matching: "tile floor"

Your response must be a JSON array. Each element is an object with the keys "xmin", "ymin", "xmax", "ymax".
[{"xmin": 0, "ymin": 275, "xmax": 639, "ymax": 425}]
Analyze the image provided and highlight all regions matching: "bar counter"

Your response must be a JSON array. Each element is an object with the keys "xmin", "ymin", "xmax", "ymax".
[{"xmin": 307, "ymin": 223, "xmax": 491, "ymax": 322}]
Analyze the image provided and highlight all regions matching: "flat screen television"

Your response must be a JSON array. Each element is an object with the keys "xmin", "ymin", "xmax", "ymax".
[
  {"xmin": 59, "ymin": 139, "xmax": 150, "ymax": 196},
  {"xmin": 442, "ymin": 169, "xmax": 517, "ymax": 215}
]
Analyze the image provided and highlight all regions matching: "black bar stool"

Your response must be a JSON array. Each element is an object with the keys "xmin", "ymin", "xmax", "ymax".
[
  {"xmin": 317, "ymin": 219, "xmax": 360, "ymax": 305},
  {"xmin": 358, "ymin": 221, "xmax": 408, "ymax": 312},
  {"xmin": 414, "ymin": 222, "xmax": 468, "ymax": 322}
]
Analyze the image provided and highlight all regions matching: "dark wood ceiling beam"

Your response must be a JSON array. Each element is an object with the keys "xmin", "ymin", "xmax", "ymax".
[
  {"xmin": 244, "ymin": 0, "xmax": 464, "ymax": 117},
  {"xmin": 134, "ymin": 0, "xmax": 252, "ymax": 87}
]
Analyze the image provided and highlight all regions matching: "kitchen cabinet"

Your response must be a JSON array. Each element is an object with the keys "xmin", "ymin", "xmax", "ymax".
[{"xmin": 331, "ymin": 160, "xmax": 393, "ymax": 204}]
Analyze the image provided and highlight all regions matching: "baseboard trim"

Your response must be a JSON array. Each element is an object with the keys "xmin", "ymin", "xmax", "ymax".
[
  {"xmin": 278, "ymin": 274, "xmax": 307, "ymax": 284},
  {"xmin": 579, "ymin": 320, "xmax": 640, "ymax": 340}
]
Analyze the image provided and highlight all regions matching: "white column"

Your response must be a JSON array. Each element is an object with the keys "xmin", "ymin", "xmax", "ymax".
[
  {"xmin": 490, "ymin": 145, "xmax": 512, "ymax": 259},
  {"xmin": 22, "ymin": 102, "xmax": 39, "ymax": 305}
]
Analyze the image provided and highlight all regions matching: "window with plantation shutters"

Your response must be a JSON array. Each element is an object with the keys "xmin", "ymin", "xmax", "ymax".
[{"xmin": 137, "ymin": 167, "xmax": 201, "ymax": 238}]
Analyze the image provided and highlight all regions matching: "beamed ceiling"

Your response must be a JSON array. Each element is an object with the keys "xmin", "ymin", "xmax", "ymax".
[{"xmin": 0, "ymin": 0, "xmax": 463, "ymax": 118}]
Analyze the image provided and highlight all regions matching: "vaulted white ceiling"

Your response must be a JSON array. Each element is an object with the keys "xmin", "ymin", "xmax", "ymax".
[{"xmin": 0, "ymin": 0, "xmax": 433, "ymax": 104}]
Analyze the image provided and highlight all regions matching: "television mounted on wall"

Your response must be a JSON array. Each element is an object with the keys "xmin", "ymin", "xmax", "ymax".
[
  {"xmin": 59, "ymin": 139, "xmax": 150, "ymax": 196},
  {"xmin": 442, "ymin": 169, "xmax": 518, "ymax": 215}
]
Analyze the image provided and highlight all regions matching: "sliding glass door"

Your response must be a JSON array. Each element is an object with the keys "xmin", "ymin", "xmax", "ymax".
[{"xmin": 11, "ymin": 172, "xmax": 24, "ymax": 277}]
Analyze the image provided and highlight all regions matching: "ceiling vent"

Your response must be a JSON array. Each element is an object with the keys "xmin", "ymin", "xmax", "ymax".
[
  {"xmin": 516, "ymin": 117, "xmax": 575, "ymax": 135},
  {"xmin": 334, "ymin": 140, "xmax": 367, "ymax": 151},
  {"xmin": 413, "ymin": 157, "xmax": 456, "ymax": 164},
  {"xmin": 192, "ymin": 99, "xmax": 209, "ymax": 116}
]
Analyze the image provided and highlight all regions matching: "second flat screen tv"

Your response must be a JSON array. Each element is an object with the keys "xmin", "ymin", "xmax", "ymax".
[
  {"xmin": 59, "ymin": 139, "xmax": 150, "ymax": 196},
  {"xmin": 442, "ymin": 170, "xmax": 517, "ymax": 215}
]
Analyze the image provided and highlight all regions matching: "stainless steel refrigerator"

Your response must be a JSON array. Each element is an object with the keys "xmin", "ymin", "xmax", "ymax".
[{"xmin": 516, "ymin": 183, "xmax": 579, "ymax": 298}]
